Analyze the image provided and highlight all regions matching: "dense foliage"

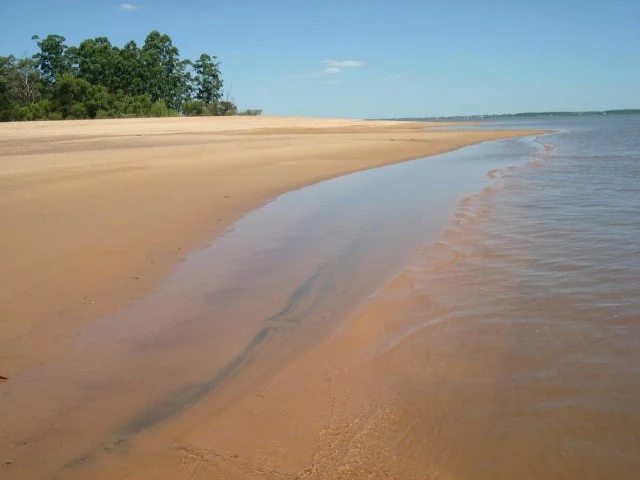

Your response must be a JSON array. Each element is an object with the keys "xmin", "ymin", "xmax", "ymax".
[{"xmin": 0, "ymin": 31, "xmax": 261, "ymax": 121}]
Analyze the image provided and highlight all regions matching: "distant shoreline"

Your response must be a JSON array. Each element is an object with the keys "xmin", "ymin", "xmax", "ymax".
[{"xmin": 378, "ymin": 108, "xmax": 640, "ymax": 122}]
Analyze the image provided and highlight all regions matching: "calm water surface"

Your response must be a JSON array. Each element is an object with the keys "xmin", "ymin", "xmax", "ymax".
[{"xmin": 375, "ymin": 114, "xmax": 640, "ymax": 479}]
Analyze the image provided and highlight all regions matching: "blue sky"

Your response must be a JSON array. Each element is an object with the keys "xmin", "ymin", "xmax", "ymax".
[{"xmin": 1, "ymin": 0, "xmax": 639, "ymax": 118}]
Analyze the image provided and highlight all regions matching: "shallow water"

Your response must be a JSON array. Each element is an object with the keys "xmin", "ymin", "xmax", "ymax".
[{"xmin": 332, "ymin": 114, "xmax": 640, "ymax": 479}]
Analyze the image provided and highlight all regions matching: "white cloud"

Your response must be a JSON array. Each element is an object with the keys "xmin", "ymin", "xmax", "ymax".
[
  {"xmin": 286, "ymin": 59, "xmax": 365, "ymax": 80},
  {"xmin": 321, "ymin": 79, "xmax": 344, "ymax": 85},
  {"xmin": 323, "ymin": 60, "xmax": 366, "ymax": 68},
  {"xmin": 118, "ymin": 3, "xmax": 139, "ymax": 10}
]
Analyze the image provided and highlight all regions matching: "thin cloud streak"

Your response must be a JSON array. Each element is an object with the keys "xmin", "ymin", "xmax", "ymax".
[
  {"xmin": 286, "ymin": 59, "xmax": 366, "ymax": 80},
  {"xmin": 323, "ymin": 60, "xmax": 366, "ymax": 68}
]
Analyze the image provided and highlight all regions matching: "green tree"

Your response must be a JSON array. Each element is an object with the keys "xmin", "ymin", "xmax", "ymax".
[
  {"xmin": 0, "ymin": 55, "xmax": 41, "ymax": 120},
  {"xmin": 193, "ymin": 53, "xmax": 222, "ymax": 105},
  {"xmin": 0, "ymin": 56, "xmax": 17, "ymax": 120},
  {"xmin": 141, "ymin": 31, "xmax": 188, "ymax": 109},
  {"xmin": 51, "ymin": 73, "xmax": 92, "ymax": 118},
  {"xmin": 20, "ymin": 100, "xmax": 57, "ymax": 120},
  {"xmin": 182, "ymin": 100, "xmax": 204, "ymax": 116},
  {"xmin": 217, "ymin": 100, "xmax": 238, "ymax": 116},
  {"xmin": 114, "ymin": 41, "xmax": 146, "ymax": 96},
  {"xmin": 1, "ymin": 30, "xmax": 256, "ymax": 121},
  {"xmin": 32, "ymin": 34, "xmax": 74, "ymax": 85},
  {"xmin": 75, "ymin": 37, "xmax": 117, "ymax": 89}
]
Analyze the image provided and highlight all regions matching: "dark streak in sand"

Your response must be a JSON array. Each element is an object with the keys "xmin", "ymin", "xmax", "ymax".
[
  {"xmin": 61, "ymin": 223, "xmax": 374, "ymax": 477},
  {"xmin": 62, "ymin": 263, "xmax": 335, "ymax": 471}
]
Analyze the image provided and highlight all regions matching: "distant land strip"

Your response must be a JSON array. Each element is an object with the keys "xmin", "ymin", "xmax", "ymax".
[{"xmin": 377, "ymin": 108, "xmax": 640, "ymax": 121}]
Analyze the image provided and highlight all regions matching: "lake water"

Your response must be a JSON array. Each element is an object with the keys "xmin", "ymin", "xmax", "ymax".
[{"xmin": 334, "ymin": 114, "xmax": 640, "ymax": 479}]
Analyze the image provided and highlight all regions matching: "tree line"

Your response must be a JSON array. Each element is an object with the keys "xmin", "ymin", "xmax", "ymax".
[{"xmin": 0, "ymin": 31, "xmax": 261, "ymax": 121}]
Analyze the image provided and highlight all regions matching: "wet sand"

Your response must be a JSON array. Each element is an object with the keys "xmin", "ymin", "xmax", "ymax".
[{"xmin": 0, "ymin": 117, "xmax": 546, "ymax": 479}]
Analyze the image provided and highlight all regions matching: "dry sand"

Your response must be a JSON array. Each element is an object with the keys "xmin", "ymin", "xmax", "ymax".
[{"xmin": 0, "ymin": 116, "xmax": 546, "ymax": 479}]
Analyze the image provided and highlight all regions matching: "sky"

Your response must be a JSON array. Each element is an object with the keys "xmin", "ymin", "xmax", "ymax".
[{"xmin": 1, "ymin": 0, "xmax": 639, "ymax": 118}]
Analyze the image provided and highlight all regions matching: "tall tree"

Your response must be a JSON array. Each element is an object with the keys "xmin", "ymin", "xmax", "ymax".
[
  {"xmin": 75, "ymin": 37, "xmax": 117, "ymax": 89},
  {"xmin": 13, "ymin": 57, "xmax": 40, "ymax": 104},
  {"xmin": 114, "ymin": 40, "xmax": 145, "ymax": 96},
  {"xmin": 193, "ymin": 53, "xmax": 223, "ymax": 105},
  {"xmin": 0, "ymin": 56, "xmax": 17, "ymax": 120},
  {"xmin": 141, "ymin": 31, "xmax": 188, "ymax": 109},
  {"xmin": 32, "ymin": 34, "xmax": 73, "ymax": 85}
]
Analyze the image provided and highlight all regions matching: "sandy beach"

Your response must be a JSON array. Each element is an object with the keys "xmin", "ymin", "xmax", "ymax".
[
  {"xmin": 0, "ymin": 117, "xmax": 546, "ymax": 478},
  {"xmin": 0, "ymin": 116, "xmax": 541, "ymax": 375}
]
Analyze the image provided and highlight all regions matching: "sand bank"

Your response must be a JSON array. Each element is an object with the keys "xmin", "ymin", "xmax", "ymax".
[{"xmin": 0, "ymin": 117, "xmax": 542, "ymax": 376}]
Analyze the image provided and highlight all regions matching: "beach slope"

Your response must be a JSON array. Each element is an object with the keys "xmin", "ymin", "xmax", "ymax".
[{"xmin": 0, "ymin": 116, "xmax": 542, "ymax": 375}]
